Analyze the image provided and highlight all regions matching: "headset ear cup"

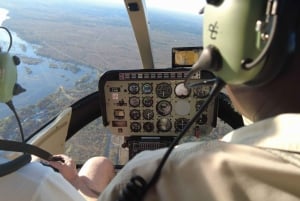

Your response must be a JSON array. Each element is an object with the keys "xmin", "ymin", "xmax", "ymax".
[{"xmin": 246, "ymin": 0, "xmax": 300, "ymax": 86}]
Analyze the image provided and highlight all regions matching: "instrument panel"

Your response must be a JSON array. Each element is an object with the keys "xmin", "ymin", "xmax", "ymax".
[{"xmin": 99, "ymin": 68, "xmax": 217, "ymax": 137}]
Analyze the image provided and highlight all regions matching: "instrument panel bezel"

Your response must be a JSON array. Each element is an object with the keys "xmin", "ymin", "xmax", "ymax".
[{"xmin": 98, "ymin": 68, "xmax": 218, "ymax": 137}]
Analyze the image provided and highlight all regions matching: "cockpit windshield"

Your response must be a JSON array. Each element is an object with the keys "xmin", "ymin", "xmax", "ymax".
[{"xmin": 0, "ymin": 0, "xmax": 208, "ymax": 164}]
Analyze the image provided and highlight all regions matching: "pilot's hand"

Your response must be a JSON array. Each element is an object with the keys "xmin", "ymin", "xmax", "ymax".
[{"xmin": 48, "ymin": 154, "xmax": 79, "ymax": 187}]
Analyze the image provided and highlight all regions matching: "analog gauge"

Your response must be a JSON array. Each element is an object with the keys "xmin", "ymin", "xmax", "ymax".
[
  {"xmin": 129, "ymin": 96, "xmax": 140, "ymax": 107},
  {"xmin": 156, "ymin": 82, "xmax": 172, "ymax": 99},
  {"xmin": 197, "ymin": 114, "xmax": 208, "ymax": 125},
  {"xmin": 156, "ymin": 100, "xmax": 172, "ymax": 116},
  {"xmin": 130, "ymin": 109, "xmax": 141, "ymax": 120},
  {"xmin": 130, "ymin": 122, "xmax": 141, "ymax": 132},
  {"xmin": 157, "ymin": 118, "xmax": 172, "ymax": 132},
  {"xmin": 143, "ymin": 122, "xmax": 154, "ymax": 132},
  {"xmin": 142, "ymin": 83, "xmax": 153, "ymax": 94},
  {"xmin": 175, "ymin": 83, "xmax": 190, "ymax": 98},
  {"xmin": 143, "ymin": 109, "xmax": 154, "ymax": 120},
  {"xmin": 128, "ymin": 83, "xmax": 139, "ymax": 94},
  {"xmin": 195, "ymin": 100, "xmax": 206, "ymax": 112},
  {"xmin": 194, "ymin": 85, "xmax": 211, "ymax": 98},
  {"xmin": 142, "ymin": 96, "xmax": 153, "ymax": 107},
  {"xmin": 174, "ymin": 118, "xmax": 189, "ymax": 132}
]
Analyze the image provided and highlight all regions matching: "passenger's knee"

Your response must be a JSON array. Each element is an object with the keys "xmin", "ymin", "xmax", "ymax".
[
  {"xmin": 87, "ymin": 157, "xmax": 113, "ymax": 168},
  {"xmin": 81, "ymin": 156, "xmax": 115, "ymax": 178}
]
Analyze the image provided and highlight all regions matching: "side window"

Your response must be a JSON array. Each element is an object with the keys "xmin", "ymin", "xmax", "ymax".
[{"xmin": 65, "ymin": 118, "xmax": 128, "ymax": 165}]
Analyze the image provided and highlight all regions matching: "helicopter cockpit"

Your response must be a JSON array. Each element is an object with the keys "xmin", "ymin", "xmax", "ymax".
[
  {"xmin": 1, "ymin": 0, "xmax": 300, "ymax": 200},
  {"xmin": 0, "ymin": 0, "xmax": 243, "ymax": 174}
]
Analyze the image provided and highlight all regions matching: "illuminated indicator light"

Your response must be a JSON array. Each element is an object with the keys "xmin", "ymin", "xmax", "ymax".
[
  {"xmin": 114, "ymin": 109, "xmax": 125, "ymax": 119},
  {"xmin": 112, "ymin": 93, "xmax": 119, "ymax": 100}
]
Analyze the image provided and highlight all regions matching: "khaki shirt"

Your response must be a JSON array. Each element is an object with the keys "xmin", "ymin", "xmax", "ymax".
[{"xmin": 99, "ymin": 114, "xmax": 300, "ymax": 201}]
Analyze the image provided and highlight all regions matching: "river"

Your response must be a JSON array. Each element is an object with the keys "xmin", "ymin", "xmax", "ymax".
[{"xmin": 0, "ymin": 8, "xmax": 100, "ymax": 119}]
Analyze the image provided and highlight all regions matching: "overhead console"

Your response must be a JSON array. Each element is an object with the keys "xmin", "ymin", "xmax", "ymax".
[{"xmin": 98, "ymin": 68, "xmax": 218, "ymax": 138}]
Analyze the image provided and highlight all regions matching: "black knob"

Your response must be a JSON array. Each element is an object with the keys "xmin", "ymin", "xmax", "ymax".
[{"xmin": 13, "ymin": 55, "xmax": 20, "ymax": 66}]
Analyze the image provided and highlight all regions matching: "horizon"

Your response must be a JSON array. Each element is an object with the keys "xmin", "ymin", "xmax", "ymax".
[
  {"xmin": 77, "ymin": 0, "xmax": 206, "ymax": 15},
  {"xmin": 0, "ymin": 1, "xmax": 206, "ymax": 19}
]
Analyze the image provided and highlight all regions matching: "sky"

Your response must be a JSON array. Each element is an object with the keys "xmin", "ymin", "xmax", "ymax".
[
  {"xmin": 0, "ymin": 1, "xmax": 206, "ymax": 17},
  {"xmin": 146, "ymin": 0, "xmax": 206, "ymax": 14},
  {"xmin": 84, "ymin": 0, "xmax": 206, "ymax": 15},
  {"xmin": 0, "ymin": 0, "xmax": 205, "ymax": 25}
]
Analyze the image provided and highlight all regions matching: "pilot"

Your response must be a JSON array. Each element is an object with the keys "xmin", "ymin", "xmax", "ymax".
[{"xmin": 98, "ymin": 0, "xmax": 300, "ymax": 201}]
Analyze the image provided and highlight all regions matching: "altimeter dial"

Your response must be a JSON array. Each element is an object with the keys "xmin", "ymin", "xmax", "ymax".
[{"xmin": 156, "ymin": 82, "xmax": 172, "ymax": 99}]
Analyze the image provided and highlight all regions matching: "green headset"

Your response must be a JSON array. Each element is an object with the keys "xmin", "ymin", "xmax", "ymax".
[
  {"xmin": 0, "ymin": 27, "xmax": 19, "ymax": 102},
  {"xmin": 0, "ymin": 27, "xmax": 31, "ymax": 177},
  {"xmin": 194, "ymin": 0, "xmax": 299, "ymax": 86}
]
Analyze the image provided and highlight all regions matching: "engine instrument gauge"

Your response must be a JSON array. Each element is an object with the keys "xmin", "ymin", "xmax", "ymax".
[
  {"xmin": 142, "ymin": 83, "xmax": 153, "ymax": 94},
  {"xmin": 130, "ymin": 109, "xmax": 141, "ymax": 120},
  {"xmin": 156, "ymin": 100, "xmax": 172, "ymax": 116},
  {"xmin": 130, "ymin": 122, "xmax": 141, "ymax": 132},
  {"xmin": 157, "ymin": 118, "xmax": 172, "ymax": 132},
  {"xmin": 156, "ymin": 82, "xmax": 172, "ymax": 99},
  {"xmin": 195, "ymin": 100, "xmax": 206, "ymax": 112},
  {"xmin": 197, "ymin": 114, "xmax": 208, "ymax": 125},
  {"xmin": 129, "ymin": 96, "xmax": 140, "ymax": 107},
  {"xmin": 194, "ymin": 85, "xmax": 211, "ymax": 98},
  {"xmin": 143, "ymin": 122, "xmax": 154, "ymax": 132},
  {"xmin": 143, "ymin": 109, "xmax": 154, "ymax": 120},
  {"xmin": 142, "ymin": 96, "xmax": 153, "ymax": 107},
  {"xmin": 128, "ymin": 83, "xmax": 139, "ymax": 94}
]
